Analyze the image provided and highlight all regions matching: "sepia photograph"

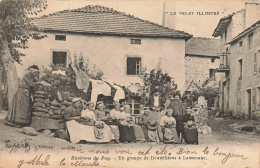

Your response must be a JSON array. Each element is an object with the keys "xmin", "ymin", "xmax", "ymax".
[{"xmin": 0, "ymin": 0, "xmax": 259, "ymax": 167}]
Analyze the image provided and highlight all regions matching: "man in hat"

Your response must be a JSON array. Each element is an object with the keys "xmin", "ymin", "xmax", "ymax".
[
  {"xmin": 6, "ymin": 65, "xmax": 39, "ymax": 128},
  {"xmin": 168, "ymin": 94, "xmax": 186, "ymax": 138}
]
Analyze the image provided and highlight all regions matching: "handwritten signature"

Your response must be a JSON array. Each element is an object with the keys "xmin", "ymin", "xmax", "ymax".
[
  {"xmin": 17, "ymin": 154, "xmax": 50, "ymax": 168},
  {"xmin": 5, "ymin": 140, "xmax": 30, "ymax": 153}
]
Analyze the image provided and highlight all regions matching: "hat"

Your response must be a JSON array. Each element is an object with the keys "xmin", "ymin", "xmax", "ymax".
[
  {"xmin": 72, "ymin": 98, "xmax": 81, "ymax": 103},
  {"xmin": 96, "ymin": 101, "xmax": 104, "ymax": 107},
  {"xmin": 30, "ymin": 65, "xmax": 39, "ymax": 70},
  {"xmin": 144, "ymin": 107, "xmax": 150, "ymax": 112}
]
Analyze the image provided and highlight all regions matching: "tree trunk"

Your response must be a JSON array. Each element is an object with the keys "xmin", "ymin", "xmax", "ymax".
[{"xmin": 0, "ymin": 37, "xmax": 18, "ymax": 111}]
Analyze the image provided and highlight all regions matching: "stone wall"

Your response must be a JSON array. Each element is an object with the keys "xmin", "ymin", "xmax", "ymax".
[{"xmin": 185, "ymin": 55, "xmax": 220, "ymax": 91}]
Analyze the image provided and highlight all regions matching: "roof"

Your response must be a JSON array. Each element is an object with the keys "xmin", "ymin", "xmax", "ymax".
[
  {"xmin": 31, "ymin": 5, "xmax": 192, "ymax": 40},
  {"xmin": 228, "ymin": 20, "xmax": 260, "ymax": 44},
  {"xmin": 185, "ymin": 37, "xmax": 220, "ymax": 57},
  {"xmin": 212, "ymin": 10, "xmax": 244, "ymax": 37}
]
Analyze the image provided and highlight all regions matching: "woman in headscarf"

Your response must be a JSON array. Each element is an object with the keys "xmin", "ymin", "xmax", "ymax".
[
  {"xmin": 118, "ymin": 105, "xmax": 135, "ymax": 143},
  {"xmin": 6, "ymin": 65, "xmax": 39, "ymax": 128},
  {"xmin": 81, "ymin": 101, "xmax": 96, "ymax": 121},
  {"xmin": 65, "ymin": 100, "xmax": 115, "ymax": 143},
  {"xmin": 160, "ymin": 109, "xmax": 180, "ymax": 143}
]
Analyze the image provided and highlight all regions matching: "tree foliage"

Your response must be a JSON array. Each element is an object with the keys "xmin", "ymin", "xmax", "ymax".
[
  {"xmin": 39, "ymin": 55, "xmax": 105, "ymax": 100},
  {"xmin": 141, "ymin": 68, "xmax": 180, "ymax": 105},
  {"xmin": 0, "ymin": 0, "xmax": 47, "ymax": 63},
  {"xmin": 182, "ymin": 79, "xmax": 219, "ymax": 107}
]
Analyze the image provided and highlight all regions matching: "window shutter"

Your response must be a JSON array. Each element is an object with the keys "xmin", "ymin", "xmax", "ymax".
[
  {"xmin": 252, "ymin": 88, "xmax": 257, "ymax": 111},
  {"xmin": 254, "ymin": 53, "xmax": 257, "ymax": 75}
]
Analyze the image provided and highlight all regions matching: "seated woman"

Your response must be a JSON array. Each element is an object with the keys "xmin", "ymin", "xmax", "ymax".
[
  {"xmin": 65, "ymin": 100, "xmax": 115, "ymax": 143},
  {"xmin": 160, "ymin": 109, "xmax": 180, "ymax": 143},
  {"xmin": 138, "ymin": 107, "xmax": 151, "ymax": 142},
  {"xmin": 147, "ymin": 107, "xmax": 161, "ymax": 142},
  {"xmin": 104, "ymin": 101, "xmax": 121, "ymax": 143},
  {"xmin": 80, "ymin": 101, "xmax": 96, "ymax": 125},
  {"xmin": 110, "ymin": 102, "xmax": 121, "ymax": 119},
  {"xmin": 118, "ymin": 105, "xmax": 135, "ymax": 143}
]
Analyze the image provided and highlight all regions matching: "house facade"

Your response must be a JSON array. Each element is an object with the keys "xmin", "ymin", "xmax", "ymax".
[
  {"xmin": 227, "ymin": 22, "xmax": 260, "ymax": 119},
  {"xmin": 213, "ymin": 2, "xmax": 260, "ymax": 118},
  {"xmin": 15, "ymin": 5, "xmax": 192, "ymax": 94},
  {"xmin": 185, "ymin": 37, "xmax": 220, "ymax": 92}
]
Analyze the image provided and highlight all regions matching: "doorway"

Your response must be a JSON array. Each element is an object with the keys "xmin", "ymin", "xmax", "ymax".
[{"xmin": 247, "ymin": 89, "xmax": 252, "ymax": 119}]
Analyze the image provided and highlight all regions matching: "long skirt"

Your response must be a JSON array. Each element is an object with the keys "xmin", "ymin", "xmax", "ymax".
[
  {"xmin": 141, "ymin": 125, "xmax": 160, "ymax": 142},
  {"xmin": 118, "ymin": 125, "xmax": 135, "ymax": 143},
  {"xmin": 133, "ymin": 125, "xmax": 145, "ymax": 141},
  {"xmin": 140, "ymin": 125, "xmax": 149, "ymax": 142},
  {"xmin": 6, "ymin": 88, "xmax": 32, "ymax": 125},
  {"xmin": 109, "ymin": 125, "xmax": 120, "ymax": 141},
  {"xmin": 66, "ymin": 120, "xmax": 115, "ymax": 143},
  {"xmin": 163, "ymin": 127, "xmax": 180, "ymax": 143}
]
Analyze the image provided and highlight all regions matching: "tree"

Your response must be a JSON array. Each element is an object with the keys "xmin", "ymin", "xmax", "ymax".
[
  {"xmin": 182, "ymin": 78, "xmax": 219, "ymax": 107},
  {"xmin": 141, "ymin": 68, "xmax": 180, "ymax": 105},
  {"xmin": 0, "ymin": 0, "xmax": 47, "ymax": 110}
]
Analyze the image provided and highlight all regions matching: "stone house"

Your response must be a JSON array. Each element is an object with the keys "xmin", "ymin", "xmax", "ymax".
[
  {"xmin": 185, "ymin": 37, "xmax": 220, "ymax": 92},
  {"xmin": 15, "ymin": 5, "xmax": 192, "ymax": 114},
  {"xmin": 213, "ymin": 2, "xmax": 260, "ymax": 118}
]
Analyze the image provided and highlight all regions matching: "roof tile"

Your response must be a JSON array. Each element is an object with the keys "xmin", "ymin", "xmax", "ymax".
[
  {"xmin": 31, "ymin": 5, "xmax": 192, "ymax": 40},
  {"xmin": 185, "ymin": 37, "xmax": 220, "ymax": 57}
]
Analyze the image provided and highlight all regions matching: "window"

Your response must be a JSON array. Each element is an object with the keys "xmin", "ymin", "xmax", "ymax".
[
  {"xmin": 127, "ymin": 57, "xmax": 141, "ymax": 75},
  {"xmin": 211, "ymin": 58, "xmax": 215, "ymax": 63},
  {"xmin": 130, "ymin": 39, "xmax": 141, "ymax": 45},
  {"xmin": 238, "ymin": 59, "xmax": 243, "ymax": 79},
  {"xmin": 52, "ymin": 51, "xmax": 67, "ymax": 67},
  {"xmin": 209, "ymin": 69, "xmax": 215, "ymax": 78},
  {"xmin": 55, "ymin": 35, "xmax": 66, "ymax": 41},
  {"xmin": 248, "ymin": 33, "xmax": 253, "ymax": 49},
  {"xmin": 254, "ymin": 53, "xmax": 257, "ymax": 75},
  {"xmin": 239, "ymin": 41, "xmax": 243, "ymax": 47}
]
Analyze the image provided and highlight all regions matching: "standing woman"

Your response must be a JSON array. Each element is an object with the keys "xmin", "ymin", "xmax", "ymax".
[{"xmin": 6, "ymin": 65, "xmax": 39, "ymax": 128}]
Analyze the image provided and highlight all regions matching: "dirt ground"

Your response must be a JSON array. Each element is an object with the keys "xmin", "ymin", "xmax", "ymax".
[{"xmin": 0, "ymin": 110, "xmax": 260, "ymax": 151}]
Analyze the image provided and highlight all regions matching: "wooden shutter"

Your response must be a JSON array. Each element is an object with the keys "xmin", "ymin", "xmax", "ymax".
[{"xmin": 252, "ymin": 88, "xmax": 257, "ymax": 111}]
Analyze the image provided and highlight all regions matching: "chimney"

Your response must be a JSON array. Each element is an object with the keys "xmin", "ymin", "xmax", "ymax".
[{"xmin": 162, "ymin": 0, "xmax": 176, "ymax": 29}]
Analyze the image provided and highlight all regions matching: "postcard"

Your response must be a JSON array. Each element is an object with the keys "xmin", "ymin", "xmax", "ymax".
[{"xmin": 0, "ymin": 0, "xmax": 259, "ymax": 168}]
